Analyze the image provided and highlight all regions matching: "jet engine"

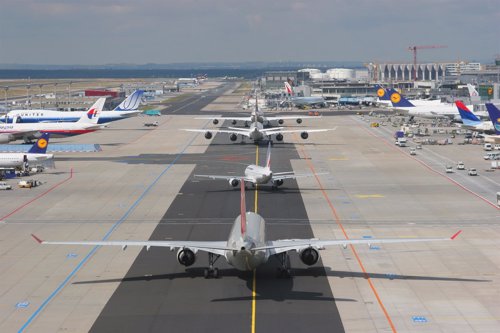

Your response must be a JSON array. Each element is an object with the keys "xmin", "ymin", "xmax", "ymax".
[
  {"xmin": 273, "ymin": 179, "xmax": 284, "ymax": 187},
  {"xmin": 229, "ymin": 133, "xmax": 238, "ymax": 141},
  {"xmin": 204, "ymin": 131, "xmax": 213, "ymax": 139},
  {"xmin": 0, "ymin": 134, "xmax": 13, "ymax": 143},
  {"xmin": 177, "ymin": 248, "xmax": 196, "ymax": 266},
  {"xmin": 244, "ymin": 121, "xmax": 249, "ymax": 128},
  {"xmin": 296, "ymin": 118, "xmax": 302, "ymax": 124},
  {"xmin": 212, "ymin": 119, "xmax": 219, "ymax": 125},
  {"xmin": 229, "ymin": 178, "xmax": 239, "ymax": 187},
  {"xmin": 231, "ymin": 120, "xmax": 237, "ymax": 125},
  {"xmin": 299, "ymin": 247, "xmax": 319, "ymax": 266},
  {"xmin": 275, "ymin": 133, "xmax": 283, "ymax": 141},
  {"xmin": 278, "ymin": 119, "xmax": 284, "ymax": 125},
  {"xmin": 300, "ymin": 131, "xmax": 309, "ymax": 139}
]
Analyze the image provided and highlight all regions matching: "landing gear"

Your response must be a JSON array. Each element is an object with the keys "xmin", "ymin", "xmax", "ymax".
[
  {"xmin": 276, "ymin": 252, "xmax": 292, "ymax": 278},
  {"xmin": 204, "ymin": 253, "xmax": 221, "ymax": 279}
]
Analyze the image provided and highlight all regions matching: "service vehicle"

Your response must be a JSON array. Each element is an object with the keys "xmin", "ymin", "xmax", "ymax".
[
  {"xmin": 0, "ymin": 181, "xmax": 12, "ymax": 190},
  {"xmin": 467, "ymin": 168, "xmax": 478, "ymax": 176},
  {"xmin": 457, "ymin": 161, "xmax": 465, "ymax": 170}
]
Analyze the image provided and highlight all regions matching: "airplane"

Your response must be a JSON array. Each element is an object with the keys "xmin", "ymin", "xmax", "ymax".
[
  {"xmin": 484, "ymin": 103, "xmax": 500, "ymax": 143},
  {"xmin": 387, "ymin": 88, "xmax": 469, "ymax": 121},
  {"xmin": 455, "ymin": 101, "xmax": 494, "ymax": 132},
  {"xmin": 0, "ymin": 132, "xmax": 53, "ymax": 170},
  {"xmin": 196, "ymin": 96, "xmax": 321, "ymax": 127},
  {"xmin": 31, "ymin": 180, "xmax": 462, "ymax": 278},
  {"xmin": 0, "ymin": 98, "xmax": 105, "ymax": 143},
  {"xmin": 283, "ymin": 82, "xmax": 327, "ymax": 108},
  {"xmin": 194, "ymin": 141, "xmax": 325, "ymax": 189},
  {"xmin": 182, "ymin": 118, "xmax": 333, "ymax": 143},
  {"xmin": 1, "ymin": 90, "xmax": 143, "ymax": 124}
]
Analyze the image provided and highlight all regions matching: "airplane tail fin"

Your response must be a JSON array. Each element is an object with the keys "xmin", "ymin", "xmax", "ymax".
[
  {"xmin": 374, "ymin": 84, "xmax": 390, "ymax": 101},
  {"xmin": 114, "ymin": 90, "xmax": 144, "ymax": 111},
  {"xmin": 284, "ymin": 82, "xmax": 294, "ymax": 96},
  {"xmin": 455, "ymin": 101, "xmax": 481, "ymax": 124},
  {"xmin": 27, "ymin": 133, "xmax": 50, "ymax": 154},
  {"xmin": 467, "ymin": 84, "xmax": 479, "ymax": 98},
  {"xmin": 485, "ymin": 103, "xmax": 500, "ymax": 135},
  {"xmin": 386, "ymin": 89, "xmax": 415, "ymax": 107},
  {"xmin": 265, "ymin": 141, "xmax": 271, "ymax": 169},
  {"xmin": 240, "ymin": 178, "xmax": 246, "ymax": 236},
  {"xmin": 77, "ymin": 97, "xmax": 105, "ymax": 124}
]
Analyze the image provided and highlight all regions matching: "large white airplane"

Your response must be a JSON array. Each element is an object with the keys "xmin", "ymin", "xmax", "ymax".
[
  {"xmin": 196, "ymin": 97, "xmax": 321, "ymax": 127},
  {"xmin": 32, "ymin": 180, "xmax": 462, "ymax": 278},
  {"xmin": 183, "ymin": 119, "xmax": 333, "ymax": 143},
  {"xmin": 0, "ymin": 98, "xmax": 105, "ymax": 143},
  {"xmin": 0, "ymin": 132, "xmax": 53, "ymax": 170},
  {"xmin": 194, "ymin": 142, "xmax": 325, "ymax": 189},
  {"xmin": 2, "ymin": 90, "xmax": 143, "ymax": 124},
  {"xmin": 283, "ymin": 82, "xmax": 327, "ymax": 108}
]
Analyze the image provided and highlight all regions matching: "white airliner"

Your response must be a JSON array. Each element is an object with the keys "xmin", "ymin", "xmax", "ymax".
[
  {"xmin": 0, "ymin": 132, "xmax": 53, "ymax": 170},
  {"xmin": 32, "ymin": 180, "xmax": 462, "ymax": 278},
  {"xmin": 194, "ymin": 142, "xmax": 325, "ymax": 189},
  {"xmin": 196, "ymin": 97, "xmax": 320, "ymax": 127},
  {"xmin": 183, "ymin": 119, "xmax": 333, "ymax": 143},
  {"xmin": 283, "ymin": 82, "xmax": 327, "ymax": 108},
  {"xmin": 2, "ymin": 90, "xmax": 143, "ymax": 124},
  {"xmin": 0, "ymin": 98, "xmax": 105, "ymax": 143}
]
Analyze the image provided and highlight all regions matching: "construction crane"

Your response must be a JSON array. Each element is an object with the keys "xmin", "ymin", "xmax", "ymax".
[{"xmin": 408, "ymin": 45, "xmax": 447, "ymax": 81}]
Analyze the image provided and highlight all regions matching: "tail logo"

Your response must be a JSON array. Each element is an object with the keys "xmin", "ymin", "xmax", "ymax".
[
  {"xmin": 87, "ymin": 108, "xmax": 97, "ymax": 119},
  {"xmin": 37, "ymin": 138, "xmax": 48, "ymax": 149},
  {"xmin": 390, "ymin": 92, "xmax": 401, "ymax": 104},
  {"xmin": 377, "ymin": 88, "xmax": 385, "ymax": 98}
]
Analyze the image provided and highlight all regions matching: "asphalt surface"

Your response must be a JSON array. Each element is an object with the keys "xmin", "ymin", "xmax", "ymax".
[{"xmin": 87, "ymin": 119, "xmax": 345, "ymax": 331}]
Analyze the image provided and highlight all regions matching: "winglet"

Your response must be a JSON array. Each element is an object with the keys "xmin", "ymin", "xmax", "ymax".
[
  {"xmin": 450, "ymin": 230, "xmax": 462, "ymax": 240},
  {"xmin": 240, "ymin": 178, "xmax": 246, "ymax": 235},
  {"xmin": 31, "ymin": 234, "xmax": 43, "ymax": 244}
]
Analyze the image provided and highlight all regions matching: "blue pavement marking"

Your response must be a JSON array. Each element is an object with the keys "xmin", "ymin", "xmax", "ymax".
[
  {"xmin": 369, "ymin": 245, "xmax": 381, "ymax": 250},
  {"xmin": 66, "ymin": 253, "xmax": 78, "ymax": 259},
  {"xmin": 18, "ymin": 122, "xmax": 209, "ymax": 333},
  {"xmin": 0, "ymin": 144, "xmax": 102, "ymax": 153},
  {"xmin": 362, "ymin": 235, "xmax": 373, "ymax": 239},
  {"xmin": 386, "ymin": 273, "xmax": 398, "ymax": 280},
  {"xmin": 16, "ymin": 301, "xmax": 30, "ymax": 309},
  {"xmin": 412, "ymin": 316, "xmax": 428, "ymax": 323}
]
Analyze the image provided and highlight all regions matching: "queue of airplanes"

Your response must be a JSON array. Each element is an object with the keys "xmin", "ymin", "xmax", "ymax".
[{"xmin": 29, "ymin": 85, "xmax": 463, "ymax": 279}]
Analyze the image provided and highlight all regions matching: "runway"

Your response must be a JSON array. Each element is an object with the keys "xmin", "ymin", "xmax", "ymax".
[{"xmin": 88, "ymin": 133, "xmax": 345, "ymax": 333}]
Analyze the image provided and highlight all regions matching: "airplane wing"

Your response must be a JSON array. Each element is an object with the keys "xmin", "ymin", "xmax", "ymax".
[
  {"xmin": 182, "ymin": 128, "xmax": 252, "ymax": 138},
  {"xmin": 195, "ymin": 116, "xmax": 251, "ymax": 122},
  {"xmin": 253, "ymin": 230, "xmax": 462, "ymax": 255},
  {"xmin": 31, "ymin": 234, "xmax": 231, "ymax": 256},
  {"xmin": 262, "ymin": 127, "xmax": 336, "ymax": 136},
  {"xmin": 265, "ymin": 115, "xmax": 322, "ymax": 121},
  {"xmin": 272, "ymin": 172, "xmax": 328, "ymax": 181},
  {"xmin": 194, "ymin": 174, "xmax": 253, "ymax": 182}
]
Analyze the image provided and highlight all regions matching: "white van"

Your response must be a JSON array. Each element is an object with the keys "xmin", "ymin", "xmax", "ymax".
[
  {"xmin": 484, "ymin": 151, "xmax": 500, "ymax": 160},
  {"xmin": 484, "ymin": 143, "xmax": 492, "ymax": 151}
]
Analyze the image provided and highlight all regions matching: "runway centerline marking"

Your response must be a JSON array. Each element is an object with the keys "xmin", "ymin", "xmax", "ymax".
[
  {"xmin": 296, "ymin": 138, "xmax": 398, "ymax": 333},
  {"xmin": 18, "ymin": 121, "xmax": 212, "ymax": 333},
  {"xmin": 251, "ymin": 144, "xmax": 258, "ymax": 333}
]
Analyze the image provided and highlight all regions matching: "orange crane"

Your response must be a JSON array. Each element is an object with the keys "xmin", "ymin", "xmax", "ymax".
[{"xmin": 408, "ymin": 45, "xmax": 447, "ymax": 81}]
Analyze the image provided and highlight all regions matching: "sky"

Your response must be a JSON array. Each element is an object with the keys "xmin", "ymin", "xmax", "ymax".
[{"xmin": 0, "ymin": 0, "xmax": 499, "ymax": 65}]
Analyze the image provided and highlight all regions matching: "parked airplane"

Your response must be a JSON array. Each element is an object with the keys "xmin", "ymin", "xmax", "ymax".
[
  {"xmin": 32, "ymin": 180, "xmax": 462, "ymax": 278},
  {"xmin": 484, "ymin": 103, "xmax": 500, "ymax": 143},
  {"xmin": 0, "ymin": 98, "xmax": 105, "ymax": 143},
  {"xmin": 194, "ymin": 142, "xmax": 324, "ymax": 189},
  {"xmin": 183, "ymin": 119, "xmax": 333, "ymax": 143},
  {"xmin": 455, "ymin": 101, "xmax": 494, "ymax": 132},
  {"xmin": 0, "ymin": 132, "xmax": 53, "ymax": 169},
  {"xmin": 283, "ymin": 82, "xmax": 327, "ymax": 108},
  {"xmin": 1, "ymin": 90, "xmax": 143, "ymax": 124},
  {"xmin": 388, "ymin": 89, "xmax": 466, "ymax": 121},
  {"xmin": 197, "ymin": 97, "xmax": 320, "ymax": 127}
]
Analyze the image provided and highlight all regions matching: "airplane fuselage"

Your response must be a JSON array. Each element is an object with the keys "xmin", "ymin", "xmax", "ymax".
[
  {"xmin": 2, "ymin": 110, "xmax": 138, "ymax": 124},
  {"xmin": 244, "ymin": 165, "xmax": 272, "ymax": 184},
  {"xmin": 248, "ymin": 122, "xmax": 266, "ymax": 141},
  {"xmin": 0, "ymin": 153, "xmax": 53, "ymax": 168},
  {"xmin": 225, "ymin": 212, "xmax": 267, "ymax": 271}
]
